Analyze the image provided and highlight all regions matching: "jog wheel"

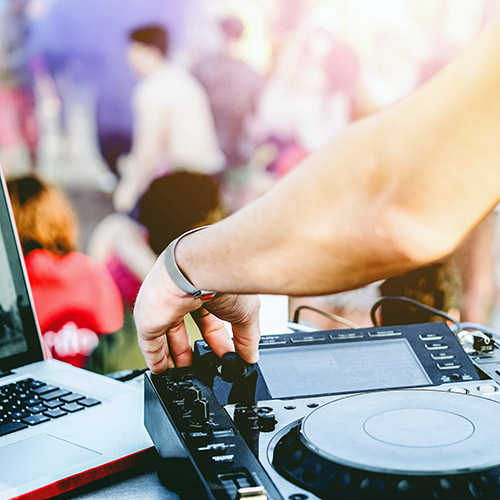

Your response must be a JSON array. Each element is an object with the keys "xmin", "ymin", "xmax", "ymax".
[{"xmin": 273, "ymin": 390, "xmax": 500, "ymax": 499}]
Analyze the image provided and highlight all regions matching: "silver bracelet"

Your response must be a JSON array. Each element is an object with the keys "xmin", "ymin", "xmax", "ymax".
[{"xmin": 163, "ymin": 226, "xmax": 216, "ymax": 300}]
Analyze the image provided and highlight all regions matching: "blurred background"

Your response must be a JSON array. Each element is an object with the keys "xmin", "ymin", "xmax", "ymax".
[{"xmin": 1, "ymin": 0, "xmax": 499, "ymax": 373}]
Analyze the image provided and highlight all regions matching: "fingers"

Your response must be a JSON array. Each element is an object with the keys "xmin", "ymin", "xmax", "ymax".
[
  {"xmin": 194, "ymin": 309, "xmax": 235, "ymax": 358},
  {"xmin": 134, "ymin": 260, "xmax": 198, "ymax": 372},
  {"xmin": 232, "ymin": 315, "xmax": 261, "ymax": 364},
  {"xmin": 167, "ymin": 320, "xmax": 193, "ymax": 367},
  {"xmin": 137, "ymin": 331, "xmax": 171, "ymax": 374},
  {"xmin": 205, "ymin": 295, "xmax": 261, "ymax": 364},
  {"xmin": 134, "ymin": 253, "xmax": 261, "ymax": 372}
]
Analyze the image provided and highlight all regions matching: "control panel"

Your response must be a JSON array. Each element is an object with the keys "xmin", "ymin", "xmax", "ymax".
[{"xmin": 145, "ymin": 368, "xmax": 284, "ymax": 499}]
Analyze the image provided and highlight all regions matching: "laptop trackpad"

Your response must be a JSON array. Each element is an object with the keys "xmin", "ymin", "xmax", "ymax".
[{"xmin": 0, "ymin": 434, "xmax": 100, "ymax": 490}]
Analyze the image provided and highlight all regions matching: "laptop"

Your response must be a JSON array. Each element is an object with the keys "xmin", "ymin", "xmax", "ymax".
[{"xmin": 0, "ymin": 167, "xmax": 153, "ymax": 500}]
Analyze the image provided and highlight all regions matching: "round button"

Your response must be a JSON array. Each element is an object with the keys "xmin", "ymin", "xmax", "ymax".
[
  {"xmin": 256, "ymin": 406, "xmax": 273, "ymax": 415},
  {"xmin": 448, "ymin": 387, "xmax": 469, "ymax": 394},
  {"xmin": 477, "ymin": 384, "xmax": 498, "ymax": 393}
]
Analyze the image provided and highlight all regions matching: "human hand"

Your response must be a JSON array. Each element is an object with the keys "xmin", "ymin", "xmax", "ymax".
[{"xmin": 133, "ymin": 254, "xmax": 261, "ymax": 374}]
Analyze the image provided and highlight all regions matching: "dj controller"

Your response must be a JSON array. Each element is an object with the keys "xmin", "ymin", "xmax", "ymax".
[{"xmin": 144, "ymin": 322, "xmax": 500, "ymax": 499}]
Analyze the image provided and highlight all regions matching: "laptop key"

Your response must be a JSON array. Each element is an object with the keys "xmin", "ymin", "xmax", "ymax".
[
  {"xmin": 78, "ymin": 398, "xmax": 101, "ymax": 407},
  {"xmin": 60, "ymin": 403, "xmax": 84, "ymax": 413},
  {"xmin": 27, "ymin": 380, "xmax": 45, "ymax": 389},
  {"xmin": 0, "ymin": 421, "xmax": 28, "ymax": 436},
  {"xmin": 22, "ymin": 414, "xmax": 51, "ymax": 426},
  {"xmin": 10, "ymin": 411, "xmax": 30, "ymax": 419},
  {"xmin": 16, "ymin": 391, "xmax": 33, "ymax": 400},
  {"xmin": 27, "ymin": 404, "xmax": 47, "ymax": 414},
  {"xmin": 43, "ymin": 408, "xmax": 67, "ymax": 419},
  {"xmin": 39, "ymin": 389, "xmax": 71, "ymax": 401},
  {"xmin": 5, "ymin": 403, "xmax": 23, "ymax": 412},
  {"xmin": 23, "ymin": 397, "xmax": 40, "ymax": 406},
  {"xmin": 44, "ymin": 399, "xmax": 65, "ymax": 409},
  {"xmin": 32, "ymin": 385, "xmax": 59, "ymax": 395},
  {"xmin": 61, "ymin": 393, "xmax": 84, "ymax": 403}
]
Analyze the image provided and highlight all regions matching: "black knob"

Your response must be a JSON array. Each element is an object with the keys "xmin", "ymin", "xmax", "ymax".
[
  {"xmin": 258, "ymin": 412, "xmax": 277, "ymax": 432},
  {"xmin": 219, "ymin": 352, "xmax": 255, "ymax": 382}
]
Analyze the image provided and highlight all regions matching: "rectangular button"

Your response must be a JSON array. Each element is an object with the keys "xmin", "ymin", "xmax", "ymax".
[
  {"xmin": 32, "ymin": 384, "xmax": 59, "ymax": 395},
  {"xmin": 39, "ymin": 389, "xmax": 71, "ymax": 401},
  {"xmin": 330, "ymin": 332, "xmax": 365, "ymax": 340},
  {"xmin": 212, "ymin": 429, "xmax": 235, "ymax": 438},
  {"xmin": 431, "ymin": 352, "xmax": 456, "ymax": 361},
  {"xmin": 368, "ymin": 330, "xmax": 402, "ymax": 338},
  {"xmin": 259, "ymin": 338, "xmax": 287, "ymax": 346},
  {"xmin": 290, "ymin": 335, "xmax": 326, "ymax": 343},
  {"xmin": 0, "ymin": 421, "xmax": 28, "ymax": 436},
  {"xmin": 186, "ymin": 431, "xmax": 210, "ymax": 439},
  {"xmin": 424, "ymin": 342, "xmax": 449, "ymax": 351},
  {"xmin": 211, "ymin": 454, "xmax": 234, "ymax": 464},
  {"xmin": 437, "ymin": 362, "xmax": 462, "ymax": 370},
  {"xmin": 419, "ymin": 333, "xmax": 444, "ymax": 341},
  {"xmin": 60, "ymin": 393, "xmax": 84, "ymax": 403}
]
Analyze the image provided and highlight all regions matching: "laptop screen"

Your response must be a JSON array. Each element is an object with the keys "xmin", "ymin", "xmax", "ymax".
[{"xmin": 0, "ymin": 170, "xmax": 44, "ymax": 371}]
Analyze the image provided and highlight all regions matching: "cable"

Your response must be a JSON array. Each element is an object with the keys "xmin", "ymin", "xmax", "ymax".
[
  {"xmin": 106, "ymin": 367, "xmax": 148, "ymax": 382},
  {"xmin": 292, "ymin": 304, "xmax": 360, "ymax": 329},
  {"xmin": 370, "ymin": 296, "xmax": 462, "ymax": 332},
  {"xmin": 459, "ymin": 322, "xmax": 500, "ymax": 340}
]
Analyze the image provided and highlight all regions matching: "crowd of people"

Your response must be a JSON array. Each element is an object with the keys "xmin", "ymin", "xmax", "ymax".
[{"xmin": 0, "ymin": 0, "xmax": 499, "ymax": 372}]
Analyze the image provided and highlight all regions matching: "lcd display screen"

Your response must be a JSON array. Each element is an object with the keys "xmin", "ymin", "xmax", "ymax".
[{"xmin": 258, "ymin": 339, "xmax": 432, "ymax": 398}]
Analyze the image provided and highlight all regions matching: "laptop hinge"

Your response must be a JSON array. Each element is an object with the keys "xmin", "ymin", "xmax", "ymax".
[{"xmin": 0, "ymin": 370, "xmax": 13, "ymax": 379}]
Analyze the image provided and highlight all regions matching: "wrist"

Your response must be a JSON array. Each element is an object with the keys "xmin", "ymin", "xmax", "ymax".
[{"xmin": 163, "ymin": 226, "xmax": 217, "ymax": 300}]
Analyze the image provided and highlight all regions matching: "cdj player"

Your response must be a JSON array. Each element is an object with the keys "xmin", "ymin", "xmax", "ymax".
[{"xmin": 144, "ymin": 322, "xmax": 500, "ymax": 499}]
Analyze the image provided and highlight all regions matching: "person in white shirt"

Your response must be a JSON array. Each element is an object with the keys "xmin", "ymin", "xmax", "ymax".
[{"xmin": 113, "ymin": 24, "xmax": 224, "ymax": 212}]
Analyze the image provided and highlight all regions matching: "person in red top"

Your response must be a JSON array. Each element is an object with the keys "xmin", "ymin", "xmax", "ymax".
[{"xmin": 7, "ymin": 175, "xmax": 123, "ymax": 367}]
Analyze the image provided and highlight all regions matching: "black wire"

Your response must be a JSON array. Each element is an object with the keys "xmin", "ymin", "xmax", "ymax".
[
  {"xmin": 106, "ymin": 367, "xmax": 148, "ymax": 382},
  {"xmin": 370, "ymin": 296, "xmax": 462, "ymax": 331},
  {"xmin": 292, "ymin": 304, "xmax": 359, "ymax": 329}
]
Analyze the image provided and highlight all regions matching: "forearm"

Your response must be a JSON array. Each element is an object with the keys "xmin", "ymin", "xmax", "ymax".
[
  {"xmin": 175, "ymin": 121, "xmax": 416, "ymax": 296},
  {"xmin": 176, "ymin": 16, "xmax": 500, "ymax": 297}
]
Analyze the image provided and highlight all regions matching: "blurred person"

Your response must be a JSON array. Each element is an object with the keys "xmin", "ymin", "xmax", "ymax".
[
  {"xmin": 85, "ymin": 170, "xmax": 223, "ymax": 374},
  {"xmin": 192, "ymin": 16, "xmax": 264, "ymax": 169},
  {"xmin": 0, "ymin": 0, "xmax": 38, "ymax": 169},
  {"xmin": 88, "ymin": 171, "xmax": 224, "ymax": 309},
  {"xmin": 7, "ymin": 174, "xmax": 123, "ymax": 367},
  {"xmin": 133, "ymin": 11, "xmax": 500, "ymax": 374},
  {"xmin": 251, "ymin": 27, "xmax": 360, "ymax": 156},
  {"xmin": 379, "ymin": 260, "xmax": 463, "ymax": 326},
  {"xmin": 113, "ymin": 24, "xmax": 224, "ymax": 212},
  {"xmin": 32, "ymin": 0, "xmax": 187, "ymax": 178}
]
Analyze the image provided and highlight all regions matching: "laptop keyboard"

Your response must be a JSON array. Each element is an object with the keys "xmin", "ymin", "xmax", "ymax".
[{"xmin": 0, "ymin": 378, "xmax": 101, "ymax": 437}]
